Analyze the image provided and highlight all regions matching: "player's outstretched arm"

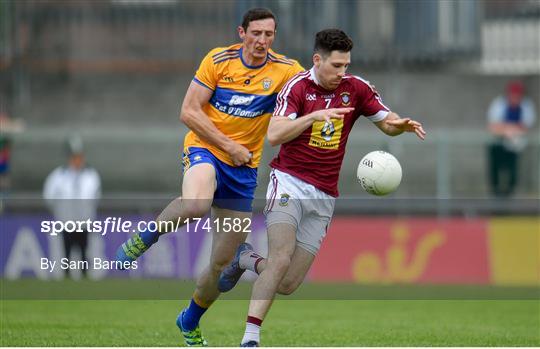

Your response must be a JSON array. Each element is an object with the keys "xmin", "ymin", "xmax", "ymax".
[
  {"xmin": 375, "ymin": 112, "xmax": 426, "ymax": 140},
  {"xmin": 180, "ymin": 81, "xmax": 252, "ymax": 166},
  {"xmin": 268, "ymin": 107, "xmax": 353, "ymax": 146}
]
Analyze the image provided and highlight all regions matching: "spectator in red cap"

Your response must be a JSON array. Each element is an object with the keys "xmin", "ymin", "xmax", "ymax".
[{"xmin": 487, "ymin": 81, "xmax": 536, "ymax": 197}]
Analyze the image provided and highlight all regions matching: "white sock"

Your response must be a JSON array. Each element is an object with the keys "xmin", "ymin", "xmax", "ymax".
[
  {"xmin": 241, "ymin": 322, "xmax": 260, "ymax": 345},
  {"xmin": 239, "ymin": 250, "xmax": 264, "ymax": 274}
]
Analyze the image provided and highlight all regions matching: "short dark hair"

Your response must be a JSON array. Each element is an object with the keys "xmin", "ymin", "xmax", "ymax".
[
  {"xmin": 314, "ymin": 29, "xmax": 353, "ymax": 56},
  {"xmin": 241, "ymin": 8, "xmax": 277, "ymax": 31}
]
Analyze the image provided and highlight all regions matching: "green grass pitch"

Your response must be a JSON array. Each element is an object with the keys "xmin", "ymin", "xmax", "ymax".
[{"xmin": 1, "ymin": 280, "xmax": 538, "ymax": 346}]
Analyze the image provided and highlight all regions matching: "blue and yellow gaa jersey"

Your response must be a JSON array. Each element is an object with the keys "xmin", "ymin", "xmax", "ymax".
[{"xmin": 185, "ymin": 43, "xmax": 303, "ymax": 168}]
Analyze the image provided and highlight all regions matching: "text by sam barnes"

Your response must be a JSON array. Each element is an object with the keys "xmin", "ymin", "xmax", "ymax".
[{"xmin": 40, "ymin": 258, "xmax": 137, "ymax": 272}]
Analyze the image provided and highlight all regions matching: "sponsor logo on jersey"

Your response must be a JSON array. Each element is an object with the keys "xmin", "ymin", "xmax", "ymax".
[
  {"xmin": 211, "ymin": 87, "xmax": 277, "ymax": 118},
  {"xmin": 321, "ymin": 121, "xmax": 336, "ymax": 141},
  {"xmin": 229, "ymin": 95, "xmax": 255, "ymax": 106},
  {"xmin": 309, "ymin": 119, "xmax": 344, "ymax": 150},
  {"xmin": 340, "ymin": 92, "xmax": 351, "ymax": 106}
]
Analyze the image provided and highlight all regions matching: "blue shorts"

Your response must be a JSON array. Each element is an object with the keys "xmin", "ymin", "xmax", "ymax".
[{"xmin": 182, "ymin": 147, "xmax": 257, "ymax": 212}]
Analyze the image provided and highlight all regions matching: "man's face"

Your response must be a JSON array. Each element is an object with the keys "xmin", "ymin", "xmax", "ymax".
[
  {"xmin": 508, "ymin": 92, "xmax": 523, "ymax": 107},
  {"xmin": 314, "ymin": 50, "xmax": 350, "ymax": 90},
  {"xmin": 69, "ymin": 154, "xmax": 84, "ymax": 170},
  {"xmin": 238, "ymin": 18, "xmax": 276, "ymax": 62}
]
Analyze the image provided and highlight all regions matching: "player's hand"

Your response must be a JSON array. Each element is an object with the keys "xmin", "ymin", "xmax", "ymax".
[
  {"xmin": 386, "ymin": 117, "xmax": 426, "ymax": 140},
  {"xmin": 227, "ymin": 142, "xmax": 252, "ymax": 166},
  {"xmin": 311, "ymin": 107, "xmax": 354, "ymax": 123}
]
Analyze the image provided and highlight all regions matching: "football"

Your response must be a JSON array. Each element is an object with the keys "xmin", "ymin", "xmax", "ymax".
[{"xmin": 357, "ymin": 151, "xmax": 402, "ymax": 196}]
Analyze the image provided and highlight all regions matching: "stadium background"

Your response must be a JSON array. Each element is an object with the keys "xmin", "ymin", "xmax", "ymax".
[{"xmin": 1, "ymin": 0, "xmax": 539, "ymax": 346}]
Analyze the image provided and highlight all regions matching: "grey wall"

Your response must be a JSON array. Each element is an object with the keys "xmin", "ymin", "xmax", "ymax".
[{"xmin": 8, "ymin": 70, "xmax": 540, "ymax": 198}]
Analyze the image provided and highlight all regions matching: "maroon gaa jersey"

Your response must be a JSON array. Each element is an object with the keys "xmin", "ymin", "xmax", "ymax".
[{"xmin": 270, "ymin": 67, "xmax": 390, "ymax": 197}]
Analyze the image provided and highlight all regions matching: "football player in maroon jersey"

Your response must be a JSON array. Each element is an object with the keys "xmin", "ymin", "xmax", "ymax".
[{"xmin": 219, "ymin": 28, "xmax": 426, "ymax": 347}]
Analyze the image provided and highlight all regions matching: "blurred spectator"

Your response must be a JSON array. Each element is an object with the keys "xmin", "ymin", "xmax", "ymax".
[
  {"xmin": 487, "ymin": 81, "xmax": 536, "ymax": 197},
  {"xmin": 0, "ymin": 101, "xmax": 25, "ymax": 197},
  {"xmin": 0, "ymin": 137, "xmax": 10, "ymax": 192},
  {"xmin": 43, "ymin": 135, "xmax": 101, "ymax": 278}
]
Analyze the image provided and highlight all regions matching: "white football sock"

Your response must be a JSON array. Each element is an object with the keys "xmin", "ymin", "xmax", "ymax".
[
  {"xmin": 241, "ymin": 322, "xmax": 260, "ymax": 345},
  {"xmin": 239, "ymin": 250, "xmax": 264, "ymax": 273}
]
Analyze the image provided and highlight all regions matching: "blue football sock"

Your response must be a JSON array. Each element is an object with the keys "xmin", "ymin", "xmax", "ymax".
[
  {"xmin": 181, "ymin": 298, "xmax": 208, "ymax": 331},
  {"xmin": 139, "ymin": 227, "xmax": 159, "ymax": 246}
]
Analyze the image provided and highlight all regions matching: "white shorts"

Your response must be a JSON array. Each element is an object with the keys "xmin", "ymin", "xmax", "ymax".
[{"xmin": 264, "ymin": 168, "xmax": 335, "ymax": 255}]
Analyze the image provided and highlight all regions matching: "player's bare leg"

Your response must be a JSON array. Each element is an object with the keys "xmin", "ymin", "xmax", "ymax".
[
  {"xmin": 179, "ymin": 206, "xmax": 250, "ymax": 346},
  {"xmin": 116, "ymin": 163, "xmax": 218, "ymax": 345},
  {"xmin": 116, "ymin": 163, "xmax": 215, "ymax": 263},
  {"xmin": 194, "ymin": 206, "xmax": 251, "ymax": 302},
  {"xmin": 220, "ymin": 236, "xmax": 317, "ymax": 296},
  {"xmin": 240, "ymin": 223, "xmax": 296, "ymax": 346},
  {"xmin": 158, "ymin": 163, "xmax": 216, "ymax": 226},
  {"xmin": 260, "ymin": 245, "xmax": 315, "ymax": 295}
]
